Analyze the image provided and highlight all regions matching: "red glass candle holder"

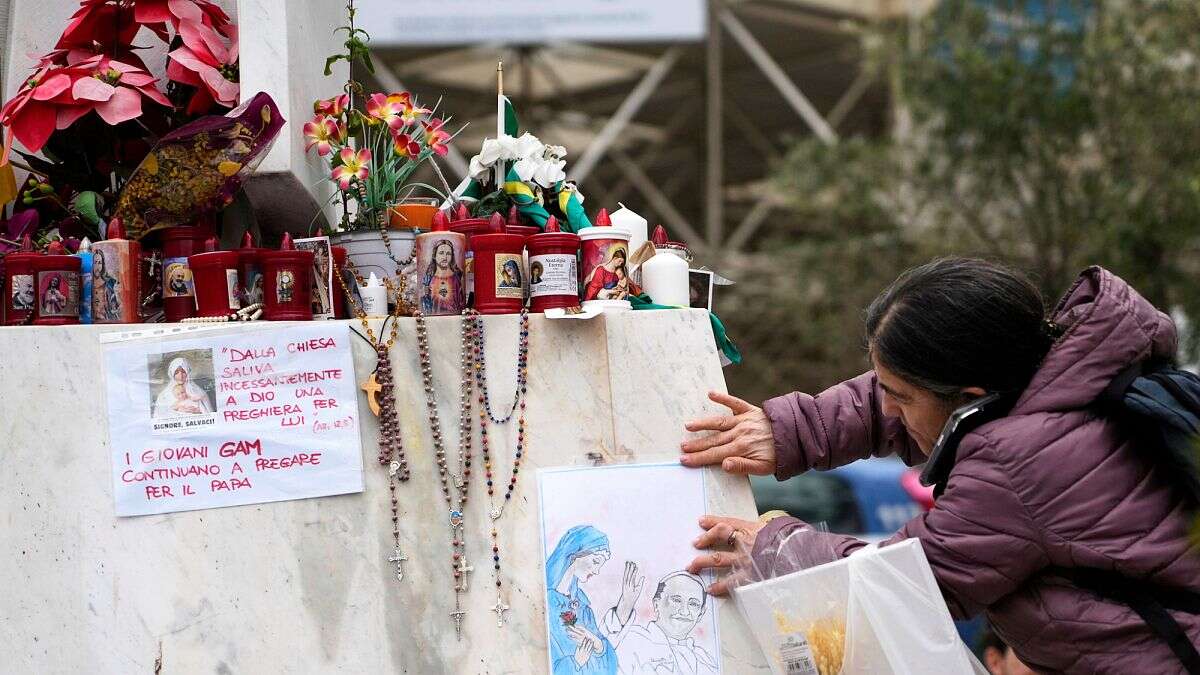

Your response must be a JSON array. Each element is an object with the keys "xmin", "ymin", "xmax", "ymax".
[
  {"xmin": 471, "ymin": 232, "xmax": 527, "ymax": 315},
  {"xmin": 161, "ymin": 226, "xmax": 205, "ymax": 322},
  {"xmin": 32, "ymin": 254, "xmax": 82, "ymax": 325},
  {"xmin": 527, "ymin": 218, "xmax": 581, "ymax": 313},
  {"xmin": 4, "ymin": 249, "xmax": 40, "ymax": 325},
  {"xmin": 262, "ymin": 249, "xmax": 315, "ymax": 321},
  {"xmin": 188, "ymin": 250, "xmax": 241, "ymax": 317}
]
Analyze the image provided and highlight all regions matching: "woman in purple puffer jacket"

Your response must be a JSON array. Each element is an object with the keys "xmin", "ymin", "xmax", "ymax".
[{"xmin": 683, "ymin": 258, "xmax": 1199, "ymax": 674}]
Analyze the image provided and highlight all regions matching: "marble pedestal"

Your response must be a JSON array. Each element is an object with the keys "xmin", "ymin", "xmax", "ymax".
[{"xmin": 0, "ymin": 309, "xmax": 767, "ymax": 673}]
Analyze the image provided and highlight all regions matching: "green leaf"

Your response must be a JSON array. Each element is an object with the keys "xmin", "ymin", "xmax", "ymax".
[
  {"xmin": 324, "ymin": 54, "xmax": 344, "ymax": 77},
  {"xmin": 72, "ymin": 191, "xmax": 103, "ymax": 227}
]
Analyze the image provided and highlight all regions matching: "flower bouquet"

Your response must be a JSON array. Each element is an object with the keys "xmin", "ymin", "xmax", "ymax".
[{"xmin": 0, "ymin": 0, "xmax": 252, "ymax": 246}]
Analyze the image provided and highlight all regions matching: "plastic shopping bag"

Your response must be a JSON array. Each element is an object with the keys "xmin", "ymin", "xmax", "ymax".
[{"xmin": 732, "ymin": 538, "xmax": 987, "ymax": 675}]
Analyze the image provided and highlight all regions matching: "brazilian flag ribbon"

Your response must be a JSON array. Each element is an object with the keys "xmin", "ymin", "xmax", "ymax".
[
  {"xmin": 628, "ymin": 294, "xmax": 743, "ymax": 365},
  {"xmin": 504, "ymin": 164, "xmax": 551, "ymax": 227}
]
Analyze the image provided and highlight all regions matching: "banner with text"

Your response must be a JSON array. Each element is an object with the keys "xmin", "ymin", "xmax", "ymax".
[{"xmin": 103, "ymin": 323, "xmax": 364, "ymax": 516}]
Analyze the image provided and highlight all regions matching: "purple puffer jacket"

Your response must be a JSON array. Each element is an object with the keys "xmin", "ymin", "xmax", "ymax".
[{"xmin": 755, "ymin": 267, "xmax": 1200, "ymax": 674}]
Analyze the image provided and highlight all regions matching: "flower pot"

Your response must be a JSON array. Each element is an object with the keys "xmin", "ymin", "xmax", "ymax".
[
  {"xmin": 388, "ymin": 201, "xmax": 438, "ymax": 231},
  {"xmin": 330, "ymin": 229, "xmax": 415, "ymax": 280}
]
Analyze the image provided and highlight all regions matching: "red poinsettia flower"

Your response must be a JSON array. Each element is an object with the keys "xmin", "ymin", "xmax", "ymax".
[
  {"xmin": 1, "ymin": 66, "xmax": 75, "ymax": 153},
  {"xmin": 46, "ymin": 56, "xmax": 170, "ymax": 131},
  {"xmin": 55, "ymin": 1, "xmax": 141, "ymax": 52},
  {"xmin": 166, "ymin": 21, "xmax": 239, "ymax": 114},
  {"xmin": 134, "ymin": 0, "xmax": 232, "ymax": 37}
]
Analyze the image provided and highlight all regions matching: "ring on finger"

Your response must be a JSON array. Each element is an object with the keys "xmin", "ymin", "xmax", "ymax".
[{"xmin": 726, "ymin": 531, "xmax": 738, "ymax": 548}]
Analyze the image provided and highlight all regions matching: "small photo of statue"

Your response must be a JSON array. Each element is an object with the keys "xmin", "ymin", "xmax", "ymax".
[
  {"xmin": 277, "ymin": 269, "xmax": 296, "ymax": 303},
  {"xmin": 38, "ymin": 271, "xmax": 78, "ymax": 317},
  {"xmin": 530, "ymin": 260, "xmax": 545, "ymax": 286},
  {"xmin": 495, "ymin": 254, "xmax": 524, "ymax": 299}
]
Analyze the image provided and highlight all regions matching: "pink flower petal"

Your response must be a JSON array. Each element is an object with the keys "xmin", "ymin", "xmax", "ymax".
[
  {"xmin": 73, "ymin": 76, "xmax": 116, "ymax": 102},
  {"xmin": 168, "ymin": 0, "xmax": 203, "ymax": 24},
  {"xmin": 32, "ymin": 73, "xmax": 73, "ymax": 101},
  {"xmin": 94, "ymin": 86, "xmax": 142, "ymax": 125},
  {"xmin": 198, "ymin": 68, "xmax": 238, "ymax": 106},
  {"xmin": 138, "ymin": 84, "xmax": 173, "ymax": 108},
  {"xmin": 339, "ymin": 147, "xmax": 356, "ymax": 164},
  {"xmin": 120, "ymin": 72, "xmax": 156, "ymax": 87},
  {"xmin": 168, "ymin": 47, "xmax": 214, "ymax": 73},
  {"xmin": 56, "ymin": 104, "xmax": 93, "ymax": 129},
  {"xmin": 180, "ymin": 20, "xmax": 227, "ymax": 64},
  {"xmin": 167, "ymin": 59, "xmax": 203, "ymax": 87},
  {"xmin": 133, "ymin": 0, "xmax": 172, "ymax": 24}
]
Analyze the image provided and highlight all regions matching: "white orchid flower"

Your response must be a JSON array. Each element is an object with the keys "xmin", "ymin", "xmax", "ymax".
[
  {"xmin": 543, "ymin": 144, "xmax": 567, "ymax": 161},
  {"xmin": 532, "ymin": 158, "xmax": 567, "ymax": 188},
  {"xmin": 514, "ymin": 132, "xmax": 545, "ymax": 160}
]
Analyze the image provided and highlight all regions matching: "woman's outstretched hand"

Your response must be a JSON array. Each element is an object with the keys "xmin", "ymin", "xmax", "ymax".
[
  {"xmin": 680, "ymin": 391, "xmax": 777, "ymax": 475},
  {"xmin": 687, "ymin": 515, "xmax": 765, "ymax": 596}
]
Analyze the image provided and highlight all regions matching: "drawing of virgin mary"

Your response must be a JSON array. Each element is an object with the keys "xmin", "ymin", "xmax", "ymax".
[{"xmin": 546, "ymin": 525, "xmax": 619, "ymax": 675}]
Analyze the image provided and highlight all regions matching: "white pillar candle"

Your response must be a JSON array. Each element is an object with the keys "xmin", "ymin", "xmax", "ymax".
[
  {"xmin": 360, "ymin": 272, "xmax": 388, "ymax": 317},
  {"xmin": 610, "ymin": 204, "xmax": 649, "ymax": 260}
]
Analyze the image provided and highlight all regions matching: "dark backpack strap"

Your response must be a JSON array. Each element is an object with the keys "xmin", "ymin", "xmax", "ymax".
[{"xmin": 1067, "ymin": 567, "xmax": 1200, "ymax": 674}]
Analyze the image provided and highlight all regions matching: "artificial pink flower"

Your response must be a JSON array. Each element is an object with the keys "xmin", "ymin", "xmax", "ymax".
[
  {"xmin": 315, "ymin": 94, "xmax": 349, "ymax": 118},
  {"xmin": 399, "ymin": 101, "xmax": 432, "ymax": 127},
  {"xmin": 61, "ymin": 56, "xmax": 173, "ymax": 128},
  {"xmin": 422, "ymin": 118, "xmax": 451, "ymax": 157},
  {"xmin": 366, "ymin": 93, "xmax": 411, "ymax": 130},
  {"xmin": 304, "ymin": 116, "xmax": 344, "ymax": 157},
  {"xmin": 55, "ymin": 1, "xmax": 141, "ymax": 51},
  {"xmin": 1, "ymin": 66, "xmax": 71, "ymax": 153},
  {"xmin": 134, "ymin": 0, "xmax": 232, "ymax": 36},
  {"xmin": 392, "ymin": 132, "xmax": 421, "ymax": 159},
  {"xmin": 167, "ymin": 21, "xmax": 239, "ymax": 114},
  {"xmin": 332, "ymin": 147, "xmax": 371, "ymax": 189}
]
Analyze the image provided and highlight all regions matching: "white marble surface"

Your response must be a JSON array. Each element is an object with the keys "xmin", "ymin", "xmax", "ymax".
[{"xmin": 0, "ymin": 309, "xmax": 768, "ymax": 673}]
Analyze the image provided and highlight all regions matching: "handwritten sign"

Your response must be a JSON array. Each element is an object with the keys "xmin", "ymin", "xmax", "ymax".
[{"xmin": 102, "ymin": 323, "xmax": 364, "ymax": 516}]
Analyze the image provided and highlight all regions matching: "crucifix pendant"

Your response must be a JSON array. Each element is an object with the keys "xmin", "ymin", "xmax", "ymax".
[
  {"xmin": 450, "ymin": 609, "xmax": 466, "ymax": 639},
  {"xmin": 491, "ymin": 595, "xmax": 510, "ymax": 628},
  {"xmin": 387, "ymin": 546, "xmax": 408, "ymax": 582},
  {"xmin": 360, "ymin": 373, "xmax": 383, "ymax": 416},
  {"xmin": 456, "ymin": 556, "xmax": 475, "ymax": 592}
]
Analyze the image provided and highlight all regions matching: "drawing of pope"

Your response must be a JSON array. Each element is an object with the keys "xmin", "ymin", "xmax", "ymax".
[{"xmin": 602, "ymin": 569, "xmax": 718, "ymax": 675}]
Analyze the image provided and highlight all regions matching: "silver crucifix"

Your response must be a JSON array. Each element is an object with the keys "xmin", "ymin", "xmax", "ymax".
[
  {"xmin": 450, "ymin": 609, "xmax": 467, "ymax": 639},
  {"xmin": 491, "ymin": 595, "xmax": 510, "ymax": 628},
  {"xmin": 456, "ymin": 557, "xmax": 475, "ymax": 591},
  {"xmin": 387, "ymin": 547, "xmax": 408, "ymax": 582}
]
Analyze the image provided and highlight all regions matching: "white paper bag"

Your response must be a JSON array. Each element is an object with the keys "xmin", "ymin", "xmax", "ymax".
[{"xmin": 732, "ymin": 539, "xmax": 987, "ymax": 674}]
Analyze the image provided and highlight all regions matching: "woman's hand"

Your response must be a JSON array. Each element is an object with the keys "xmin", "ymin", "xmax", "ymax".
[
  {"xmin": 687, "ymin": 515, "xmax": 765, "ymax": 596},
  {"xmin": 567, "ymin": 625, "xmax": 604, "ymax": 659},
  {"xmin": 680, "ymin": 392, "xmax": 777, "ymax": 475}
]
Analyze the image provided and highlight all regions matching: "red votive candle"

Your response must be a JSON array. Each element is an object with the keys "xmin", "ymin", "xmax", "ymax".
[
  {"xmin": 188, "ymin": 238, "xmax": 241, "ymax": 317},
  {"xmin": 471, "ymin": 213, "xmax": 527, "ymax": 315},
  {"xmin": 526, "ymin": 216, "xmax": 581, "ymax": 313},
  {"xmin": 261, "ymin": 233, "xmax": 314, "ymax": 321},
  {"xmin": 4, "ymin": 235, "xmax": 40, "ymax": 325},
  {"xmin": 161, "ymin": 226, "xmax": 205, "ymax": 322},
  {"xmin": 32, "ymin": 252, "xmax": 82, "ymax": 325}
]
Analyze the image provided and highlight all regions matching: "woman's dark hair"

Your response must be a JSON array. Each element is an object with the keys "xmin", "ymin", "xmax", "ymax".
[{"xmin": 865, "ymin": 257, "xmax": 1054, "ymax": 399}]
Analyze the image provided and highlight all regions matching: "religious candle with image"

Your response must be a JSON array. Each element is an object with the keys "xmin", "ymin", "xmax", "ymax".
[
  {"xmin": 91, "ymin": 239, "xmax": 142, "ymax": 324},
  {"xmin": 414, "ymin": 226, "xmax": 467, "ymax": 316},
  {"xmin": 33, "ymin": 258, "xmax": 82, "ymax": 325}
]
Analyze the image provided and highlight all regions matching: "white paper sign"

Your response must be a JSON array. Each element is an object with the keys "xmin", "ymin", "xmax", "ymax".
[{"xmin": 103, "ymin": 323, "xmax": 364, "ymax": 516}]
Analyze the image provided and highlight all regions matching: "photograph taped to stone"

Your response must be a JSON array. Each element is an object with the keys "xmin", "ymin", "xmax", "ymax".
[
  {"xmin": 148, "ymin": 348, "xmax": 217, "ymax": 421},
  {"xmin": 539, "ymin": 463, "xmax": 721, "ymax": 675}
]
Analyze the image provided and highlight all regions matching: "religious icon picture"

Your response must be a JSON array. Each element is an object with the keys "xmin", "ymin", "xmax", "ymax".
[
  {"xmin": 10, "ymin": 274, "xmax": 35, "ymax": 311},
  {"xmin": 583, "ymin": 242, "xmax": 640, "ymax": 302},
  {"xmin": 294, "ymin": 236, "xmax": 334, "ymax": 319},
  {"xmin": 416, "ymin": 236, "xmax": 466, "ymax": 316},
  {"xmin": 91, "ymin": 245, "xmax": 130, "ymax": 322},
  {"xmin": 147, "ymin": 348, "xmax": 217, "ymax": 421},
  {"xmin": 688, "ymin": 270, "xmax": 714, "ymax": 311},
  {"xmin": 495, "ymin": 253, "xmax": 525, "ymax": 299},
  {"xmin": 530, "ymin": 260, "xmax": 545, "ymax": 286},
  {"xmin": 163, "ymin": 258, "xmax": 194, "ymax": 298},
  {"xmin": 277, "ymin": 270, "xmax": 295, "ymax": 304},
  {"xmin": 248, "ymin": 271, "xmax": 265, "ymax": 305},
  {"xmin": 37, "ymin": 270, "xmax": 80, "ymax": 317},
  {"xmin": 539, "ymin": 463, "xmax": 722, "ymax": 675}
]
